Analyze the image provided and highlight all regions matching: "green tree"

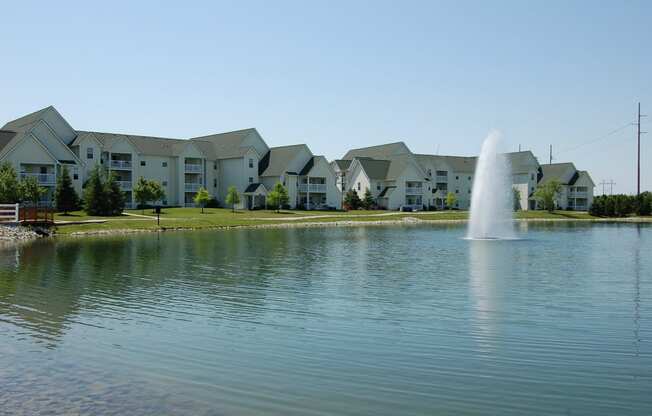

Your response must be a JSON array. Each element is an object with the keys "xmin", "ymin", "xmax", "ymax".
[
  {"xmin": 343, "ymin": 189, "xmax": 361, "ymax": 210},
  {"xmin": 266, "ymin": 182, "xmax": 290, "ymax": 213},
  {"xmin": 226, "ymin": 185, "xmax": 240, "ymax": 213},
  {"xmin": 361, "ymin": 188, "xmax": 375, "ymax": 210},
  {"xmin": 0, "ymin": 162, "xmax": 21, "ymax": 203},
  {"xmin": 512, "ymin": 187, "xmax": 522, "ymax": 211},
  {"xmin": 83, "ymin": 167, "xmax": 108, "ymax": 215},
  {"xmin": 193, "ymin": 187, "xmax": 211, "ymax": 213},
  {"xmin": 19, "ymin": 175, "xmax": 47, "ymax": 207},
  {"xmin": 533, "ymin": 180, "xmax": 562, "ymax": 212},
  {"xmin": 445, "ymin": 191, "xmax": 457, "ymax": 210},
  {"xmin": 133, "ymin": 177, "xmax": 154, "ymax": 213},
  {"xmin": 54, "ymin": 165, "xmax": 79, "ymax": 215},
  {"xmin": 638, "ymin": 192, "xmax": 652, "ymax": 216},
  {"xmin": 105, "ymin": 172, "xmax": 126, "ymax": 216}
]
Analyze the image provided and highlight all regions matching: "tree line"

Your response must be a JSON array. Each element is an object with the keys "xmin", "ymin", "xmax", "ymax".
[{"xmin": 589, "ymin": 192, "xmax": 652, "ymax": 217}]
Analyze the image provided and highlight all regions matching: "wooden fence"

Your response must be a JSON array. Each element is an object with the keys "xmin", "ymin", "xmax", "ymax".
[{"xmin": 0, "ymin": 203, "xmax": 19, "ymax": 223}]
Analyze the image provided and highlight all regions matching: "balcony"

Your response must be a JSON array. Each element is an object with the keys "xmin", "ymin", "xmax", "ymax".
[
  {"xmin": 116, "ymin": 181, "xmax": 132, "ymax": 191},
  {"xmin": 20, "ymin": 172, "xmax": 55, "ymax": 185},
  {"xmin": 110, "ymin": 160, "xmax": 132, "ymax": 170},
  {"xmin": 185, "ymin": 183, "xmax": 202, "ymax": 192},
  {"xmin": 298, "ymin": 184, "xmax": 327, "ymax": 193},
  {"xmin": 405, "ymin": 186, "xmax": 423, "ymax": 195},
  {"xmin": 185, "ymin": 164, "xmax": 202, "ymax": 173},
  {"xmin": 435, "ymin": 176, "xmax": 448, "ymax": 182},
  {"xmin": 569, "ymin": 192, "xmax": 588, "ymax": 198}
]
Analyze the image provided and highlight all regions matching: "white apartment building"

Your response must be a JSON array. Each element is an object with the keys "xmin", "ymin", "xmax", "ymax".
[
  {"xmin": 1, "ymin": 106, "xmax": 341, "ymax": 210},
  {"xmin": 539, "ymin": 163, "xmax": 595, "ymax": 210}
]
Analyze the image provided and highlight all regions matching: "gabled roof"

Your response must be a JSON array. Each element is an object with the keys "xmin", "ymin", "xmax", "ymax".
[
  {"xmin": 76, "ymin": 130, "xmax": 190, "ymax": 157},
  {"xmin": 342, "ymin": 141, "xmax": 411, "ymax": 160},
  {"xmin": 378, "ymin": 186, "xmax": 396, "ymax": 197},
  {"xmin": 243, "ymin": 183, "xmax": 267, "ymax": 194},
  {"xmin": 506, "ymin": 151, "xmax": 539, "ymax": 173},
  {"xmin": 2, "ymin": 106, "xmax": 53, "ymax": 132},
  {"xmin": 0, "ymin": 130, "xmax": 18, "ymax": 154},
  {"xmin": 357, "ymin": 158, "xmax": 391, "ymax": 180},
  {"xmin": 190, "ymin": 128, "xmax": 258, "ymax": 159},
  {"xmin": 259, "ymin": 144, "xmax": 308, "ymax": 177},
  {"xmin": 333, "ymin": 159, "xmax": 352, "ymax": 171},
  {"xmin": 299, "ymin": 156, "xmax": 315, "ymax": 176},
  {"xmin": 539, "ymin": 162, "xmax": 577, "ymax": 185},
  {"xmin": 415, "ymin": 151, "xmax": 539, "ymax": 174}
]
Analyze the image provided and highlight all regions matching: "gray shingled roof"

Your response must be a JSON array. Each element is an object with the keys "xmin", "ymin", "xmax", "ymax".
[
  {"xmin": 333, "ymin": 159, "xmax": 352, "ymax": 171},
  {"xmin": 415, "ymin": 151, "xmax": 538, "ymax": 174},
  {"xmin": 342, "ymin": 141, "xmax": 411, "ymax": 160},
  {"xmin": 357, "ymin": 158, "xmax": 391, "ymax": 180},
  {"xmin": 539, "ymin": 163, "xmax": 577, "ymax": 185},
  {"xmin": 2, "ymin": 106, "xmax": 52, "ymax": 132},
  {"xmin": 76, "ymin": 130, "xmax": 190, "ymax": 157},
  {"xmin": 190, "ymin": 128, "xmax": 257, "ymax": 159},
  {"xmin": 259, "ymin": 144, "xmax": 307, "ymax": 177},
  {"xmin": 0, "ymin": 130, "xmax": 18, "ymax": 154}
]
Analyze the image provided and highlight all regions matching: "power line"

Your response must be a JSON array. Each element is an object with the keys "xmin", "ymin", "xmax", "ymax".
[{"xmin": 556, "ymin": 121, "xmax": 634, "ymax": 156}]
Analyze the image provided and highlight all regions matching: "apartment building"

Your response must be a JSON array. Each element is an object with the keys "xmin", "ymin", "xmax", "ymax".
[
  {"xmin": 1, "ymin": 106, "xmax": 341, "ymax": 210},
  {"xmin": 539, "ymin": 163, "xmax": 595, "ymax": 210}
]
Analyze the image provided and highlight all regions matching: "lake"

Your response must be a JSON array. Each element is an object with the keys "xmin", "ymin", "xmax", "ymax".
[{"xmin": 1, "ymin": 223, "xmax": 650, "ymax": 415}]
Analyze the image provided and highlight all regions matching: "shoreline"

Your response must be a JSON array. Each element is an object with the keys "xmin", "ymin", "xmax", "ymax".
[{"xmin": 56, "ymin": 215, "xmax": 651, "ymax": 238}]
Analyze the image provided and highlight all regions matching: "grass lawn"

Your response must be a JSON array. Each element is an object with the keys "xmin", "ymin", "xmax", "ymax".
[{"xmin": 51, "ymin": 207, "xmax": 622, "ymax": 235}]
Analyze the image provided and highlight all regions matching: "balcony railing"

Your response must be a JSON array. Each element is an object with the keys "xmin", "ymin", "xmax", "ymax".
[
  {"xmin": 185, "ymin": 164, "xmax": 202, "ymax": 173},
  {"xmin": 110, "ymin": 160, "xmax": 132, "ymax": 169},
  {"xmin": 405, "ymin": 186, "xmax": 423, "ymax": 195},
  {"xmin": 116, "ymin": 181, "xmax": 132, "ymax": 190},
  {"xmin": 569, "ymin": 192, "xmax": 588, "ymax": 198},
  {"xmin": 185, "ymin": 183, "xmax": 202, "ymax": 192},
  {"xmin": 298, "ymin": 184, "xmax": 327, "ymax": 193},
  {"xmin": 435, "ymin": 176, "xmax": 448, "ymax": 182},
  {"xmin": 20, "ymin": 172, "xmax": 55, "ymax": 185}
]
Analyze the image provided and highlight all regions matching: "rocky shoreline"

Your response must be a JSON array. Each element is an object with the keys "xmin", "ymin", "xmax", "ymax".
[{"xmin": 0, "ymin": 225, "xmax": 43, "ymax": 242}]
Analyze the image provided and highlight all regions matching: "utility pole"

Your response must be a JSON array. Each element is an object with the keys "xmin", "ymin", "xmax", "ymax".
[
  {"xmin": 599, "ymin": 180, "xmax": 607, "ymax": 196},
  {"xmin": 636, "ymin": 103, "xmax": 647, "ymax": 197},
  {"xmin": 549, "ymin": 144, "xmax": 553, "ymax": 164},
  {"xmin": 608, "ymin": 180, "xmax": 616, "ymax": 195}
]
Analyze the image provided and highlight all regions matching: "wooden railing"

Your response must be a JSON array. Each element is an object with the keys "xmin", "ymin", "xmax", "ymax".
[{"xmin": 18, "ymin": 206, "xmax": 54, "ymax": 224}]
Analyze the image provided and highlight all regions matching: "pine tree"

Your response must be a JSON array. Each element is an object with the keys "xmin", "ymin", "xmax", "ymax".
[
  {"xmin": 54, "ymin": 166, "xmax": 79, "ymax": 215},
  {"xmin": 361, "ymin": 188, "xmax": 375, "ymax": 210},
  {"xmin": 83, "ymin": 167, "xmax": 108, "ymax": 215},
  {"xmin": 105, "ymin": 172, "xmax": 126, "ymax": 215},
  {"xmin": 343, "ymin": 189, "xmax": 361, "ymax": 210}
]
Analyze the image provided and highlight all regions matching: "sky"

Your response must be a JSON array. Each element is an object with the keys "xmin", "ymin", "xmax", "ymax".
[{"xmin": 1, "ymin": 1, "xmax": 650, "ymax": 194}]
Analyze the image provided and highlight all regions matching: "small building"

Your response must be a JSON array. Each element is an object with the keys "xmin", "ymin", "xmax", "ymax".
[{"xmin": 538, "ymin": 163, "xmax": 595, "ymax": 210}]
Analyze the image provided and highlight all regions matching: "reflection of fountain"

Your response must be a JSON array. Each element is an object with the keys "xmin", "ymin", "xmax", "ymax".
[
  {"xmin": 468, "ymin": 240, "xmax": 509, "ymax": 351},
  {"xmin": 467, "ymin": 131, "xmax": 515, "ymax": 240}
]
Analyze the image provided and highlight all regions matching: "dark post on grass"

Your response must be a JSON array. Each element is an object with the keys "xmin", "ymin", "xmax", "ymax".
[{"xmin": 155, "ymin": 206, "xmax": 161, "ymax": 226}]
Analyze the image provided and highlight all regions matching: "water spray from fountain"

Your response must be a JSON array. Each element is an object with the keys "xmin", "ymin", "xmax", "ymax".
[{"xmin": 467, "ymin": 131, "xmax": 515, "ymax": 240}]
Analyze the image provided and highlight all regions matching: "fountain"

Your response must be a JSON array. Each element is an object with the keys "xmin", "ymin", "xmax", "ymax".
[{"xmin": 467, "ymin": 131, "xmax": 515, "ymax": 240}]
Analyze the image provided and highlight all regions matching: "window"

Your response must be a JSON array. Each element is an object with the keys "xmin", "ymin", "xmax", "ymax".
[
  {"xmin": 162, "ymin": 162, "xmax": 167, "ymax": 167},
  {"xmin": 436, "ymin": 170, "xmax": 447, "ymax": 177},
  {"xmin": 427, "ymin": 169, "xmax": 432, "ymax": 176},
  {"xmin": 162, "ymin": 181, "xmax": 168, "ymax": 186},
  {"xmin": 249, "ymin": 177, "xmax": 253, "ymax": 183},
  {"xmin": 73, "ymin": 173, "xmax": 79, "ymax": 180},
  {"xmin": 377, "ymin": 184, "xmax": 381, "ymax": 191},
  {"xmin": 468, "ymin": 190, "xmax": 471, "ymax": 194},
  {"xmin": 357, "ymin": 182, "xmax": 361, "ymax": 190},
  {"xmin": 432, "ymin": 188, "xmax": 436, "ymax": 194},
  {"xmin": 87, "ymin": 148, "xmax": 93, "ymax": 159},
  {"xmin": 248, "ymin": 158, "xmax": 254, "ymax": 168},
  {"xmin": 213, "ymin": 178, "xmax": 217, "ymax": 188},
  {"xmin": 531, "ymin": 173, "xmax": 535, "ymax": 181},
  {"xmin": 40, "ymin": 166, "xmax": 47, "ymax": 174},
  {"xmin": 213, "ymin": 162, "xmax": 217, "ymax": 170},
  {"xmin": 468, "ymin": 176, "xmax": 471, "ymax": 180},
  {"xmin": 140, "ymin": 161, "xmax": 146, "ymax": 166},
  {"xmin": 456, "ymin": 189, "xmax": 459, "ymax": 194},
  {"xmin": 455, "ymin": 176, "xmax": 459, "ymax": 180}
]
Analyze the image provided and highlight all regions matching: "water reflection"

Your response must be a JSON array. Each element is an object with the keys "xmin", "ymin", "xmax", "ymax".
[{"xmin": 468, "ymin": 240, "xmax": 511, "ymax": 351}]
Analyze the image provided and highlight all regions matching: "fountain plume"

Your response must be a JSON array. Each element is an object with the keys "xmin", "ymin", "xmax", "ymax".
[{"xmin": 467, "ymin": 131, "xmax": 515, "ymax": 240}]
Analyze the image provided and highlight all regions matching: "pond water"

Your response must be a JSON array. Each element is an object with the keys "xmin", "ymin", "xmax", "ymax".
[{"xmin": 1, "ymin": 223, "xmax": 651, "ymax": 415}]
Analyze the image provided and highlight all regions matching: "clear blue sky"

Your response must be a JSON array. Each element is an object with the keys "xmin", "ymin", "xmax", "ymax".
[{"xmin": 1, "ymin": 1, "xmax": 650, "ymax": 194}]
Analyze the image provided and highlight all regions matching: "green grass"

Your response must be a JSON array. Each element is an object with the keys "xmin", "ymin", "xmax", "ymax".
[{"xmin": 51, "ymin": 208, "xmax": 624, "ymax": 235}]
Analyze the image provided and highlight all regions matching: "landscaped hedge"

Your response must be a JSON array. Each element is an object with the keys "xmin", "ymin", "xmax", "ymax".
[{"xmin": 589, "ymin": 192, "xmax": 651, "ymax": 217}]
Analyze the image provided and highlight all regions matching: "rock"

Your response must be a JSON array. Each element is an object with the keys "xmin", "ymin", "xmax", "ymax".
[{"xmin": 0, "ymin": 225, "xmax": 42, "ymax": 241}]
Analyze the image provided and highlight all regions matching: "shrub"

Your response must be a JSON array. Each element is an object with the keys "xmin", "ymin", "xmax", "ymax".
[
  {"xmin": 361, "ymin": 188, "xmax": 375, "ymax": 210},
  {"xmin": 267, "ymin": 182, "xmax": 290, "ymax": 213},
  {"xmin": 343, "ymin": 189, "xmax": 361, "ymax": 210},
  {"xmin": 54, "ymin": 165, "xmax": 80, "ymax": 214},
  {"xmin": 0, "ymin": 162, "xmax": 21, "ymax": 203}
]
